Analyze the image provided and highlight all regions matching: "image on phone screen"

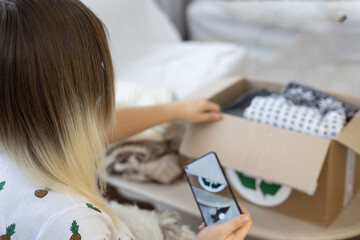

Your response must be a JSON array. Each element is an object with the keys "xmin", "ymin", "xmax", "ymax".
[{"xmin": 184, "ymin": 152, "xmax": 242, "ymax": 226}]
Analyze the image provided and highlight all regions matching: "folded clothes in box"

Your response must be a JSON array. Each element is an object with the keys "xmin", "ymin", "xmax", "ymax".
[
  {"xmin": 180, "ymin": 77, "xmax": 360, "ymax": 225},
  {"xmin": 221, "ymin": 81, "xmax": 358, "ymax": 139}
]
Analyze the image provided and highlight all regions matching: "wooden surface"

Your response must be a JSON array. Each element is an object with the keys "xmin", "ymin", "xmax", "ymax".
[{"xmin": 107, "ymin": 176, "xmax": 360, "ymax": 240}]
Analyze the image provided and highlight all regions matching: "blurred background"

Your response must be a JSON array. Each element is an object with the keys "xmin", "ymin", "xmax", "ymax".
[
  {"xmin": 158, "ymin": 0, "xmax": 360, "ymax": 96},
  {"xmin": 82, "ymin": 1, "xmax": 360, "ymax": 239}
]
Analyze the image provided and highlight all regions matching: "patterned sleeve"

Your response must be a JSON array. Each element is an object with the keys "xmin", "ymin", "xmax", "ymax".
[{"xmin": 36, "ymin": 204, "xmax": 115, "ymax": 240}]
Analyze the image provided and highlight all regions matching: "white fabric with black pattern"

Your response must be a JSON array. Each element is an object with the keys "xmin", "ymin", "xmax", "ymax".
[
  {"xmin": 244, "ymin": 96, "xmax": 346, "ymax": 139},
  {"xmin": 282, "ymin": 82, "xmax": 358, "ymax": 122}
]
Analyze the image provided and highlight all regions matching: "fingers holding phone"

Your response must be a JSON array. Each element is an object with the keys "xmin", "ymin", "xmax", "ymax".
[
  {"xmin": 184, "ymin": 152, "xmax": 243, "ymax": 226},
  {"xmin": 196, "ymin": 205, "xmax": 252, "ymax": 240},
  {"xmin": 231, "ymin": 205, "xmax": 252, "ymax": 240},
  {"xmin": 195, "ymin": 209, "xmax": 252, "ymax": 240},
  {"xmin": 185, "ymin": 152, "xmax": 253, "ymax": 240}
]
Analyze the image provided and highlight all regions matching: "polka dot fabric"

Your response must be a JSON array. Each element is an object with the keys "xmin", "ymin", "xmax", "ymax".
[{"xmin": 244, "ymin": 96, "xmax": 346, "ymax": 139}]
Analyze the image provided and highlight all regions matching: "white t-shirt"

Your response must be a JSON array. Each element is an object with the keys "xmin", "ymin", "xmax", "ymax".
[{"xmin": 0, "ymin": 153, "xmax": 135, "ymax": 240}]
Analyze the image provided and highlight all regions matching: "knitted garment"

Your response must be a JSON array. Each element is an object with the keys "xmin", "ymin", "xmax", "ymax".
[
  {"xmin": 244, "ymin": 96, "xmax": 346, "ymax": 139},
  {"xmin": 106, "ymin": 141, "xmax": 188, "ymax": 184},
  {"xmin": 282, "ymin": 82, "xmax": 358, "ymax": 122},
  {"xmin": 222, "ymin": 89, "xmax": 271, "ymax": 117}
]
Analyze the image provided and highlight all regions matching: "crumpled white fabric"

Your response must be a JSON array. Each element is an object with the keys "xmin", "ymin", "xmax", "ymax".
[
  {"xmin": 115, "ymin": 81, "xmax": 178, "ymax": 142},
  {"xmin": 82, "ymin": 0, "xmax": 246, "ymax": 99},
  {"xmin": 109, "ymin": 202, "xmax": 196, "ymax": 240},
  {"xmin": 115, "ymin": 42, "xmax": 246, "ymax": 99}
]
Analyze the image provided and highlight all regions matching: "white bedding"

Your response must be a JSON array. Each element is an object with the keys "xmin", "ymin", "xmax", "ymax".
[
  {"xmin": 115, "ymin": 42, "xmax": 246, "ymax": 99},
  {"xmin": 81, "ymin": 0, "xmax": 181, "ymax": 45},
  {"xmin": 81, "ymin": 0, "xmax": 181, "ymax": 69},
  {"xmin": 82, "ymin": 0, "xmax": 246, "ymax": 99}
]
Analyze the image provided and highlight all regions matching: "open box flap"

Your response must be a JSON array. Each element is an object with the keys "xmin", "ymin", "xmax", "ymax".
[
  {"xmin": 180, "ymin": 114, "xmax": 331, "ymax": 193},
  {"xmin": 335, "ymin": 113, "xmax": 360, "ymax": 155}
]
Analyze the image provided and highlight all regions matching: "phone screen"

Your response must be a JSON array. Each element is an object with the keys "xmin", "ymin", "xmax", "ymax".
[{"xmin": 184, "ymin": 152, "xmax": 242, "ymax": 226}]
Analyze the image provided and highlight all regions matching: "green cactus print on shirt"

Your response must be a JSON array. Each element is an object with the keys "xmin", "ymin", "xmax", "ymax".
[
  {"xmin": 69, "ymin": 220, "xmax": 81, "ymax": 240},
  {"xmin": 86, "ymin": 203, "xmax": 101, "ymax": 213},
  {"xmin": 0, "ymin": 181, "xmax": 5, "ymax": 191},
  {"xmin": 0, "ymin": 223, "xmax": 16, "ymax": 240}
]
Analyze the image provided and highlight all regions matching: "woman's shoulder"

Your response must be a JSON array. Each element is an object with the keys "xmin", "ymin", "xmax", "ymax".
[
  {"xmin": 36, "ymin": 200, "xmax": 115, "ymax": 240},
  {"xmin": 1, "ymin": 187, "xmax": 114, "ymax": 240},
  {"xmin": 0, "ymin": 153, "xmax": 83, "ymax": 219},
  {"xmin": 0, "ymin": 154, "xmax": 117, "ymax": 240},
  {"xmin": 1, "ymin": 174, "xmax": 116, "ymax": 240}
]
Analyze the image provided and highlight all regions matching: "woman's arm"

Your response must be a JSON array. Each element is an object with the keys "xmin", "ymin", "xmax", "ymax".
[{"xmin": 106, "ymin": 98, "xmax": 221, "ymax": 144}]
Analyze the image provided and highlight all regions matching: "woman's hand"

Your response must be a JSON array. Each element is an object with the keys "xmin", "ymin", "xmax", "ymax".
[
  {"xmin": 195, "ymin": 206, "xmax": 252, "ymax": 240},
  {"xmin": 173, "ymin": 98, "xmax": 222, "ymax": 123},
  {"xmin": 107, "ymin": 98, "xmax": 221, "ymax": 143}
]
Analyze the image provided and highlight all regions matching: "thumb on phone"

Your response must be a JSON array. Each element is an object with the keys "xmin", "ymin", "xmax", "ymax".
[{"xmin": 222, "ymin": 214, "xmax": 248, "ymax": 232}]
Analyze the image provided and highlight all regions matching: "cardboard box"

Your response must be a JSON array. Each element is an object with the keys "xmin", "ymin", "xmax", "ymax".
[{"xmin": 180, "ymin": 77, "xmax": 360, "ymax": 225}]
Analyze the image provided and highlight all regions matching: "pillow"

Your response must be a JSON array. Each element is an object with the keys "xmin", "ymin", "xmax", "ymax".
[
  {"xmin": 115, "ymin": 42, "xmax": 246, "ymax": 99},
  {"xmin": 81, "ymin": 0, "xmax": 181, "ymax": 65}
]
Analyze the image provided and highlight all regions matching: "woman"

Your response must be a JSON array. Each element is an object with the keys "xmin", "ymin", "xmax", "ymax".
[{"xmin": 0, "ymin": 0, "xmax": 252, "ymax": 239}]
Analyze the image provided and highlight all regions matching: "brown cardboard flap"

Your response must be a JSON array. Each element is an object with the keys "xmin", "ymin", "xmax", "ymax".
[
  {"xmin": 180, "ymin": 114, "xmax": 331, "ymax": 193},
  {"xmin": 335, "ymin": 113, "xmax": 360, "ymax": 155}
]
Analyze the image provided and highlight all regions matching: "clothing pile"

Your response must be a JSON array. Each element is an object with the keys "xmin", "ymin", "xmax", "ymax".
[
  {"xmin": 222, "ymin": 82, "xmax": 358, "ymax": 138},
  {"xmin": 106, "ymin": 82, "xmax": 189, "ymax": 184},
  {"xmin": 106, "ymin": 133, "xmax": 189, "ymax": 184}
]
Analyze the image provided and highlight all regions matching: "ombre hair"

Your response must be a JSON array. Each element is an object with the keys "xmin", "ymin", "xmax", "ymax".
[{"xmin": 0, "ymin": 0, "xmax": 117, "ymax": 224}]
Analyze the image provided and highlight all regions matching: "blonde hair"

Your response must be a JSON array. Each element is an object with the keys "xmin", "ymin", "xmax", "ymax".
[{"xmin": 0, "ymin": 0, "xmax": 117, "ymax": 225}]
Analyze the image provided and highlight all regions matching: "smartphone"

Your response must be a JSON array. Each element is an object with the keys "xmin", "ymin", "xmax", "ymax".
[{"xmin": 184, "ymin": 152, "xmax": 242, "ymax": 226}]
